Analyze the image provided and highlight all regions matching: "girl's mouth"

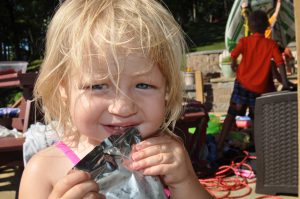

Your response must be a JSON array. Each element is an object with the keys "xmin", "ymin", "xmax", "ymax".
[{"xmin": 103, "ymin": 125, "xmax": 136, "ymax": 135}]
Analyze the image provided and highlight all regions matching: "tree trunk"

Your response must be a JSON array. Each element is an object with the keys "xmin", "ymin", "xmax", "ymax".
[{"xmin": 6, "ymin": 0, "xmax": 21, "ymax": 60}]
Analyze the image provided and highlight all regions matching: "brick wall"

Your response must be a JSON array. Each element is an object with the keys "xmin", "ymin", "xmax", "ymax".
[
  {"xmin": 186, "ymin": 44, "xmax": 298, "ymax": 113},
  {"xmin": 203, "ymin": 82, "xmax": 234, "ymax": 113},
  {"xmin": 186, "ymin": 50, "xmax": 233, "ymax": 113},
  {"xmin": 186, "ymin": 50, "xmax": 223, "ymax": 76}
]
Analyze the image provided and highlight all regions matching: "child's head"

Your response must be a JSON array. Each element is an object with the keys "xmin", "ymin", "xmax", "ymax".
[
  {"xmin": 35, "ymin": 0, "xmax": 186, "ymax": 142},
  {"xmin": 249, "ymin": 10, "xmax": 269, "ymax": 34},
  {"xmin": 241, "ymin": 2, "xmax": 249, "ymax": 9}
]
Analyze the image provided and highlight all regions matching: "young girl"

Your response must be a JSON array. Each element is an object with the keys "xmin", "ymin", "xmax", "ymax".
[{"xmin": 19, "ymin": 0, "xmax": 211, "ymax": 198}]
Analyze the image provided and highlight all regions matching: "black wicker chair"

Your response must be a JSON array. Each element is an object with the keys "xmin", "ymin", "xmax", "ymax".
[{"xmin": 254, "ymin": 91, "xmax": 298, "ymax": 195}]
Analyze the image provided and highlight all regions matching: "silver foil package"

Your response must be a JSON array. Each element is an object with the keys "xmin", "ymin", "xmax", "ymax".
[{"xmin": 73, "ymin": 127, "xmax": 168, "ymax": 199}]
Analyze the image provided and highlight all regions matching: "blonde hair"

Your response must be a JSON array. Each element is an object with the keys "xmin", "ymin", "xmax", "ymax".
[{"xmin": 35, "ymin": 0, "xmax": 186, "ymax": 139}]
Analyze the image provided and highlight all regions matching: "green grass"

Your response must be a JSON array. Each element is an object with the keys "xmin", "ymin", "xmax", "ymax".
[
  {"xmin": 192, "ymin": 41, "xmax": 225, "ymax": 52},
  {"xmin": 184, "ymin": 19, "xmax": 226, "ymax": 52}
]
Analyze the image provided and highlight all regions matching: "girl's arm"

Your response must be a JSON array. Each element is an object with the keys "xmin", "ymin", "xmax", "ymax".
[{"xmin": 19, "ymin": 154, "xmax": 55, "ymax": 198}]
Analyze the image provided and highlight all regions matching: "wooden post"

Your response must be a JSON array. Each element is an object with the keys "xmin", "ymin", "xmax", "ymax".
[
  {"xmin": 294, "ymin": 0, "xmax": 300, "ymax": 195},
  {"xmin": 195, "ymin": 70, "xmax": 204, "ymax": 103}
]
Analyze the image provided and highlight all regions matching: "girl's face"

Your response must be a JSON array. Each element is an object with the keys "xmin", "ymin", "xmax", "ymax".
[{"xmin": 65, "ymin": 54, "xmax": 167, "ymax": 145}]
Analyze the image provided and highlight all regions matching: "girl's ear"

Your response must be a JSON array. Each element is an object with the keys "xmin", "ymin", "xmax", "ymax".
[{"xmin": 59, "ymin": 85, "xmax": 68, "ymax": 100}]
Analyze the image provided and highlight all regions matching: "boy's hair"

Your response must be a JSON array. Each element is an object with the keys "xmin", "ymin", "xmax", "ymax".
[
  {"xmin": 34, "ymin": 0, "xmax": 186, "ymax": 138},
  {"xmin": 249, "ymin": 10, "xmax": 269, "ymax": 34}
]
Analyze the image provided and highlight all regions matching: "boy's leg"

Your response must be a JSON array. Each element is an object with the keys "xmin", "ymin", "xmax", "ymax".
[
  {"xmin": 217, "ymin": 79, "xmax": 254, "ymax": 157},
  {"xmin": 249, "ymin": 97, "xmax": 260, "ymax": 147},
  {"xmin": 217, "ymin": 103, "xmax": 246, "ymax": 155}
]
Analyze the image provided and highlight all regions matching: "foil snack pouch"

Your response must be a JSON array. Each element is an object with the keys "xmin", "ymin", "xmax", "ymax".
[{"xmin": 74, "ymin": 127, "xmax": 168, "ymax": 199}]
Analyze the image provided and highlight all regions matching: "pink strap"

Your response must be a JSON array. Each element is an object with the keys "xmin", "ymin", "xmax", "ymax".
[
  {"xmin": 164, "ymin": 188, "xmax": 171, "ymax": 197},
  {"xmin": 55, "ymin": 141, "xmax": 80, "ymax": 165}
]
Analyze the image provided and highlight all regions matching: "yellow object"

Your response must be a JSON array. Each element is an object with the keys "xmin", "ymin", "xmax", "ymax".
[
  {"xmin": 241, "ymin": 8, "xmax": 250, "ymax": 37},
  {"xmin": 186, "ymin": 67, "xmax": 193, "ymax": 72},
  {"xmin": 265, "ymin": 15, "xmax": 276, "ymax": 39}
]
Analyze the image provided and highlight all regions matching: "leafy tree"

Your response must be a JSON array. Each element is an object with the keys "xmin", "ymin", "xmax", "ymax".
[
  {"xmin": 162, "ymin": 0, "xmax": 234, "ymax": 48},
  {"xmin": 0, "ymin": 0, "xmax": 59, "ymax": 61},
  {"xmin": 0, "ymin": 0, "xmax": 234, "ymax": 61}
]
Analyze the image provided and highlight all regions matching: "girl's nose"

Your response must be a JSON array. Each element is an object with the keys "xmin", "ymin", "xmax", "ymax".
[{"xmin": 108, "ymin": 94, "xmax": 137, "ymax": 117}]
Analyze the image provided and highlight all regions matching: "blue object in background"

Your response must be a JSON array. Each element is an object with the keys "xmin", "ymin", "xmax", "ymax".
[
  {"xmin": 0, "ymin": 108, "xmax": 20, "ymax": 118},
  {"xmin": 206, "ymin": 135, "xmax": 217, "ymax": 162}
]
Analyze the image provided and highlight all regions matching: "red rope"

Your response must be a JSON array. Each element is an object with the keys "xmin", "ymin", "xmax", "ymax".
[{"xmin": 199, "ymin": 151, "xmax": 283, "ymax": 199}]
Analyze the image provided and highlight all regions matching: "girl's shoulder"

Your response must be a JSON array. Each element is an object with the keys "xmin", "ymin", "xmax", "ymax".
[
  {"xmin": 19, "ymin": 145, "xmax": 74, "ymax": 198},
  {"xmin": 22, "ymin": 145, "xmax": 74, "ymax": 185},
  {"xmin": 27, "ymin": 144, "xmax": 74, "ymax": 176}
]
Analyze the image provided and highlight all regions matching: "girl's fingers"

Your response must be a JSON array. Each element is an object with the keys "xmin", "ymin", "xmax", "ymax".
[
  {"xmin": 132, "ymin": 144, "xmax": 168, "ymax": 161},
  {"xmin": 83, "ymin": 191, "xmax": 105, "ymax": 199},
  {"xmin": 135, "ymin": 135, "xmax": 174, "ymax": 149},
  {"xmin": 142, "ymin": 164, "xmax": 175, "ymax": 178},
  {"xmin": 135, "ymin": 137, "xmax": 178, "ymax": 152},
  {"xmin": 131, "ymin": 153, "xmax": 174, "ymax": 170},
  {"xmin": 63, "ymin": 179, "xmax": 99, "ymax": 199},
  {"xmin": 50, "ymin": 170, "xmax": 91, "ymax": 198},
  {"xmin": 50, "ymin": 170, "xmax": 101, "ymax": 199}
]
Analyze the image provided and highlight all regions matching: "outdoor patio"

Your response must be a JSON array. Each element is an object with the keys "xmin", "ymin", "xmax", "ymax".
[
  {"xmin": 1, "ymin": 1, "xmax": 300, "ymax": 199},
  {"xmin": 0, "ymin": 165, "xmax": 298, "ymax": 199}
]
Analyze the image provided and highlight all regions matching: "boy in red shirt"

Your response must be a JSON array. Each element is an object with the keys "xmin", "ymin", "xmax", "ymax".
[{"xmin": 217, "ymin": 10, "xmax": 290, "ymax": 155}]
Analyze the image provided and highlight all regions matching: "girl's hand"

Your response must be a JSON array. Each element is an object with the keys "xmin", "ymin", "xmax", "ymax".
[
  {"xmin": 48, "ymin": 170, "xmax": 105, "ymax": 199},
  {"xmin": 130, "ymin": 131, "xmax": 195, "ymax": 188}
]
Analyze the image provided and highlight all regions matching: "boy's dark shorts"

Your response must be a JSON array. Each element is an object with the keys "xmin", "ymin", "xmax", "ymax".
[{"xmin": 230, "ymin": 79, "xmax": 261, "ymax": 107}]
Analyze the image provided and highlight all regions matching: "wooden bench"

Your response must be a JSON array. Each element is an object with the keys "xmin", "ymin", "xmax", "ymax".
[
  {"xmin": 0, "ymin": 72, "xmax": 39, "ymax": 166},
  {"xmin": 174, "ymin": 100, "xmax": 209, "ymax": 177}
]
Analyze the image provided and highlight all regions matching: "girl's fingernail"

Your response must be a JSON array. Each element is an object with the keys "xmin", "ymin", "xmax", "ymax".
[
  {"xmin": 131, "ymin": 153, "xmax": 140, "ymax": 161},
  {"xmin": 135, "ymin": 143, "xmax": 144, "ymax": 150},
  {"xmin": 131, "ymin": 162, "xmax": 139, "ymax": 169},
  {"xmin": 132, "ymin": 144, "xmax": 137, "ymax": 151}
]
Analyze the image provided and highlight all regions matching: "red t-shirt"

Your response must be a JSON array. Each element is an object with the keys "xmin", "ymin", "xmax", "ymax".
[{"xmin": 231, "ymin": 33, "xmax": 283, "ymax": 93}]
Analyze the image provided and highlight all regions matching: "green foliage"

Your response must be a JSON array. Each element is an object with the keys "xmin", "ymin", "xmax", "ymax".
[
  {"xmin": 0, "ymin": 88, "xmax": 22, "ymax": 107},
  {"xmin": 27, "ymin": 59, "xmax": 43, "ymax": 72},
  {"xmin": 185, "ymin": 19, "xmax": 227, "ymax": 51},
  {"xmin": 0, "ymin": 0, "xmax": 60, "ymax": 61},
  {"xmin": 1, "ymin": 0, "xmax": 234, "ymax": 61}
]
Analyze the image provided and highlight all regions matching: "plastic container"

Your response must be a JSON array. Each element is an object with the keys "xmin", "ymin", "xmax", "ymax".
[
  {"xmin": 0, "ymin": 61, "xmax": 28, "ymax": 74},
  {"xmin": 235, "ymin": 116, "xmax": 252, "ymax": 128},
  {"xmin": 184, "ymin": 72, "xmax": 195, "ymax": 86}
]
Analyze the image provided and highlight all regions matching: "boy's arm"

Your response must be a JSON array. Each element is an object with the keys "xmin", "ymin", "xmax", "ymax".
[
  {"xmin": 271, "ymin": 62, "xmax": 282, "ymax": 83},
  {"xmin": 230, "ymin": 38, "xmax": 243, "ymax": 71},
  {"xmin": 273, "ymin": 0, "xmax": 282, "ymax": 20},
  {"xmin": 231, "ymin": 57, "xmax": 238, "ymax": 72},
  {"xmin": 278, "ymin": 64, "xmax": 297, "ymax": 90},
  {"xmin": 278, "ymin": 63, "xmax": 290, "ymax": 89}
]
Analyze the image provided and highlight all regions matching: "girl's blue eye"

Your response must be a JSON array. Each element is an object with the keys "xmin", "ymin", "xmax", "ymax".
[
  {"xmin": 91, "ymin": 84, "xmax": 108, "ymax": 90},
  {"xmin": 136, "ymin": 83, "xmax": 153, "ymax": 89}
]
